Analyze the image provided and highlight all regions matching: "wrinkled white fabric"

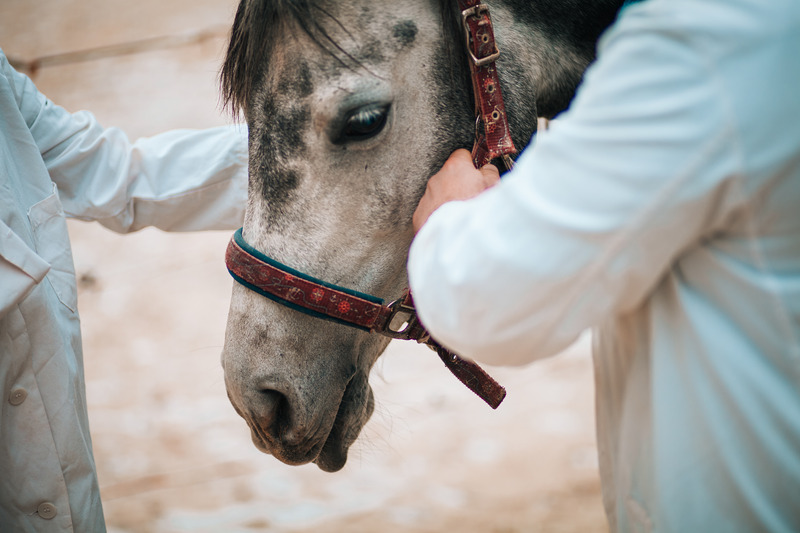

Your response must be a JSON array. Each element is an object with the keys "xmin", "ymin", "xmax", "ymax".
[
  {"xmin": 408, "ymin": 0, "xmax": 800, "ymax": 531},
  {"xmin": 0, "ymin": 50, "xmax": 247, "ymax": 532}
]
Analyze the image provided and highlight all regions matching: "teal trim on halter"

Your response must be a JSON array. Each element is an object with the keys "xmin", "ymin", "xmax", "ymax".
[{"xmin": 232, "ymin": 228, "xmax": 384, "ymax": 305}]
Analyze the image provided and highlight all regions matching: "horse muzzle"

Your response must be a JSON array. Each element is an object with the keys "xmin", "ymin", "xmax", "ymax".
[{"xmin": 224, "ymin": 353, "xmax": 374, "ymax": 472}]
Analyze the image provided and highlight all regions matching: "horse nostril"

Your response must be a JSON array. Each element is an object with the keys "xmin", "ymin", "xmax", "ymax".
[{"xmin": 256, "ymin": 388, "xmax": 289, "ymax": 434}]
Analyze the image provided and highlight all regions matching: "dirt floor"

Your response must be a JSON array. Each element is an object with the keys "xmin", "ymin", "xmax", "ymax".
[{"xmin": 1, "ymin": 1, "xmax": 609, "ymax": 531}]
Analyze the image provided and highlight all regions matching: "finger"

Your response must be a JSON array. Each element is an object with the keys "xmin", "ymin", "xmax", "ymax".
[
  {"xmin": 451, "ymin": 148, "xmax": 474, "ymax": 162},
  {"xmin": 480, "ymin": 163, "xmax": 501, "ymax": 185},
  {"xmin": 440, "ymin": 149, "xmax": 475, "ymax": 173}
]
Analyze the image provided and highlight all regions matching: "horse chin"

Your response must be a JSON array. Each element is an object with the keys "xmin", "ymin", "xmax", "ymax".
[
  {"xmin": 314, "ymin": 437, "xmax": 349, "ymax": 472},
  {"xmin": 245, "ymin": 372, "xmax": 376, "ymax": 472},
  {"xmin": 249, "ymin": 428, "xmax": 347, "ymax": 472},
  {"xmin": 314, "ymin": 373, "xmax": 376, "ymax": 472},
  {"xmin": 248, "ymin": 429, "xmax": 320, "ymax": 467}
]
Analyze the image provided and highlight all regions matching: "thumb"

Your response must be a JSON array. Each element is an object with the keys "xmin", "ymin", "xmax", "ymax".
[{"xmin": 480, "ymin": 163, "xmax": 501, "ymax": 186}]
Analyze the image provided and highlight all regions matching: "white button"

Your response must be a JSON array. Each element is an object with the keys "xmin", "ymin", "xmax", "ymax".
[
  {"xmin": 8, "ymin": 388, "xmax": 27, "ymax": 406},
  {"xmin": 37, "ymin": 502, "xmax": 57, "ymax": 520}
]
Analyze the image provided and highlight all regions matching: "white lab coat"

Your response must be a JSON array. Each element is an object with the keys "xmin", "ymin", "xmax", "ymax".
[
  {"xmin": 0, "ymin": 50, "xmax": 247, "ymax": 531},
  {"xmin": 409, "ymin": 0, "xmax": 800, "ymax": 531}
]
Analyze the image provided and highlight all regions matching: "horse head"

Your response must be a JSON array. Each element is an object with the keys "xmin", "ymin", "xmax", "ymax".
[{"xmin": 220, "ymin": 0, "xmax": 622, "ymax": 472}]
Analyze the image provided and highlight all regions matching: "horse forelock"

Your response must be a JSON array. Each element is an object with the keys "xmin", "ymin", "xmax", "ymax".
[
  {"xmin": 221, "ymin": 0, "xmax": 465, "ymax": 117},
  {"xmin": 221, "ymin": 0, "xmax": 314, "ymax": 117}
]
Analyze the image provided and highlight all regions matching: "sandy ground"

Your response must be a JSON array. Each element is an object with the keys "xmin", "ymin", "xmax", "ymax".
[{"xmin": 2, "ymin": 1, "xmax": 609, "ymax": 531}]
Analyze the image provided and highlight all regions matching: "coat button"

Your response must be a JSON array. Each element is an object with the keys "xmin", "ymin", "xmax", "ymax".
[
  {"xmin": 8, "ymin": 388, "xmax": 27, "ymax": 406},
  {"xmin": 37, "ymin": 502, "xmax": 57, "ymax": 520}
]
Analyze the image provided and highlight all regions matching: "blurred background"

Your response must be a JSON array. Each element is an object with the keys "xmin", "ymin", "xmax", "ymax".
[{"xmin": 1, "ymin": 1, "xmax": 607, "ymax": 531}]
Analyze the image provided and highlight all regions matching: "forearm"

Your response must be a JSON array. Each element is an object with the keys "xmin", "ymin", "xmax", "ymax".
[
  {"xmin": 408, "ymin": 171, "xmax": 603, "ymax": 366},
  {"xmin": 8, "ymin": 54, "xmax": 248, "ymax": 233},
  {"xmin": 39, "ymin": 115, "xmax": 248, "ymax": 233},
  {"xmin": 85, "ymin": 125, "xmax": 248, "ymax": 233},
  {"xmin": 408, "ymin": 17, "xmax": 741, "ymax": 366}
]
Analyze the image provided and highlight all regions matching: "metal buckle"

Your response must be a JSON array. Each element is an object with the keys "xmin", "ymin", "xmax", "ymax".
[
  {"xmin": 461, "ymin": 4, "xmax": 501, "ymax": 67},
  {"xmin": 382, "ymin": 298, "xmax": 430, "ymax": 343},
  {"xmin": 384, "ymin": 299, "xmax": 417, "ymax": 339}
]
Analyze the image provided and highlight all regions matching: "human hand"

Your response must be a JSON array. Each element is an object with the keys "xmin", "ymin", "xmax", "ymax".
[{"xmin": 412, "ymin": 149, "xmax": 500, "ymax": 233}]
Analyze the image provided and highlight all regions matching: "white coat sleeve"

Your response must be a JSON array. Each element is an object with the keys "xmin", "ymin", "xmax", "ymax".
[
  {"xmin": 10, "ymin": 58, "xmax": 248, "ymax": 233},
  {"xmin": 407, "ymin": 15, "xmax": 745, "ymax": 366}
]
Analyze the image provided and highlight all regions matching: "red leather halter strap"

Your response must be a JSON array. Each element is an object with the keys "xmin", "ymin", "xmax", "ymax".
[
  {"xmin": 226, "ymin": 229, "xmax": 506, "ymax": 409},
  {"xmin": 459, "ymin": 0, "xmax": 517, "ymax": 168}
]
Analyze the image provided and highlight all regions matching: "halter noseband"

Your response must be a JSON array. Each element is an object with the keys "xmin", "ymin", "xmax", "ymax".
[
  {"xmin": 225, "ymin": 1, "xmax": 514, "ymax": 409},
  {"xmin": 226, "ymin": 229, "xmax": 506, "ymax": 408}
]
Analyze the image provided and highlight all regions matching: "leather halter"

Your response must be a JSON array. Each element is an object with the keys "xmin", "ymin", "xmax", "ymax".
[{"xmin": 225, "ymin": 1, "xmax": 514, "ymax": 409}]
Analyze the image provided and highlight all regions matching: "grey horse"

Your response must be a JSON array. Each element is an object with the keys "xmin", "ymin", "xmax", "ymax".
[{"xmin": 220, "ymin": 0, "xmax": 624, "ymax": 472}]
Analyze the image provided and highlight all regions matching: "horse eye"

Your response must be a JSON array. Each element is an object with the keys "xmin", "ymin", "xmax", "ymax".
[{"xmin": 342, "ymin": 104, "xmax": 389, "ymax": 141}]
